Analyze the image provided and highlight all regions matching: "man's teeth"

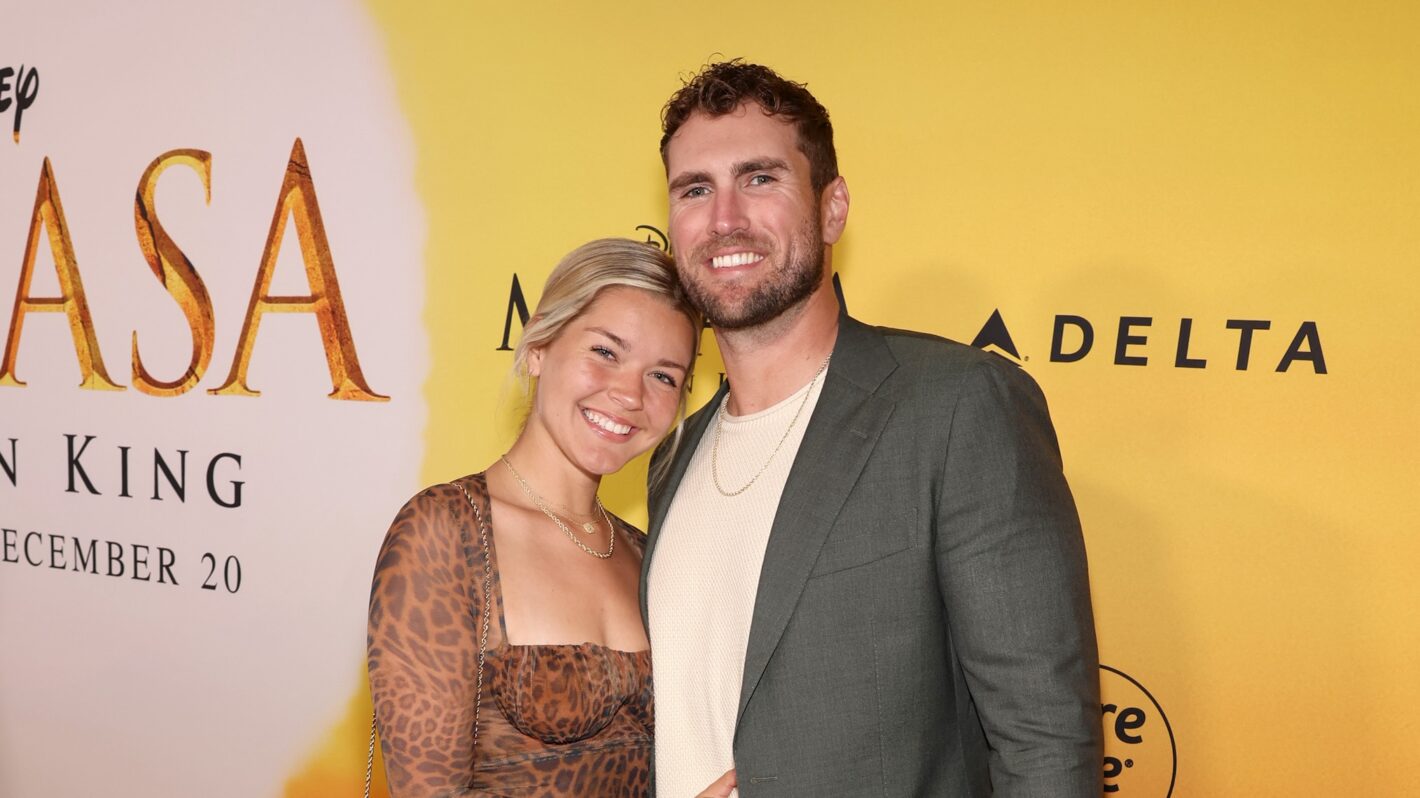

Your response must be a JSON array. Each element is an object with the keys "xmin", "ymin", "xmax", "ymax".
[
  {"xmin": 583, "ymin": 409, "xmax": 632, "ymax": 435},
  {"xmin": 711, "ymin": 252, "xmax": 763, "ymax": 269}
]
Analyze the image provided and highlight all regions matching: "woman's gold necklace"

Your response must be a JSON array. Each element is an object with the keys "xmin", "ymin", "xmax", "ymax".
[
  {"xmin": 544, "ymin": 500, "xmax": 600, "ymax": 534},
  {"xmin": 500, "ymin": 455, "xmax": 614, "ymax": 559}
]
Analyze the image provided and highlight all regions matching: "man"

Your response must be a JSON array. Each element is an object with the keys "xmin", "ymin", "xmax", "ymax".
[{"xmin": 643, "ymin": 61, "xmax": 1102, "ymax": 797}]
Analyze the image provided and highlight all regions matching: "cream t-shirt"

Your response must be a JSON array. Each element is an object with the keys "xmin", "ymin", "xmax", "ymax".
[{"xmin": 648, "ymin": 370, "xmax": 827, "ymax": 797}]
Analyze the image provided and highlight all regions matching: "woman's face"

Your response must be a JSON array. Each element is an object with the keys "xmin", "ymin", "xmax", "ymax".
[{"xmin": 526, "ymin": 286, "xmax": 696, "ymax": 478}]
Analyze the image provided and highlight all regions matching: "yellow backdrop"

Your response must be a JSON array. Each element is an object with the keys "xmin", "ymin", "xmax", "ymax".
[{"xmin": 295, "ymin": 1, "xmax": 1419, "ymax": 794}]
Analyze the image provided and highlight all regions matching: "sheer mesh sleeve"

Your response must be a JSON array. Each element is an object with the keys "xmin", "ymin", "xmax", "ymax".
[{"xmin": 367, "ymin": 482, "xmax": 499, "ymax": 797}]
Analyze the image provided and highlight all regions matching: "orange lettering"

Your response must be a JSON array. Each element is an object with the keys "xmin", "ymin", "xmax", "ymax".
[
  {"xmin": 0, "ymin": 158, "xmax": 124, "ymax": 391},
  {"xmin": 210, "ymin": 138, "xmax": 386, "ymax": 401},
  {"xmin": 131, "ymin": 149, "xmax": 216, "ymax": 396}
]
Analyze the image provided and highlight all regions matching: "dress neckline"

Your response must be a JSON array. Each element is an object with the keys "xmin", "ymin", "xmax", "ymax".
[{"xmin": 462, "ymin": 471, "xmax": 650, "ymax": 656}]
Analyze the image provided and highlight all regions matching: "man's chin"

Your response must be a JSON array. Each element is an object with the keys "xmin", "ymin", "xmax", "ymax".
[
  {"xmin": 690, "ymin": 292, "xmax": 765, "ymax": 330},
  {"xmin": 701, "ymin": 296, "xmax": 806, "ymax": 331},
  {"xmin": 686, "ymin": 261, "xmax": 822, "ymax": 331}
]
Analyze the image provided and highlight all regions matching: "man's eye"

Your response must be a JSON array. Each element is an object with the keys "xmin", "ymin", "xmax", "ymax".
[
  {"xmin": 749, "ymin": 174, "xmax": 775, "ymax": 185},
  {"xmin": 682, "ymin": 186, "xmax": 709, "ymax": 198}
]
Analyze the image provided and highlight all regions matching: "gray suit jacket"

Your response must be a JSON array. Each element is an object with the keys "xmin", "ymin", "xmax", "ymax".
[{"xmin": 643, "ymin": 314, "xmax": 1102, "ymax": 797}]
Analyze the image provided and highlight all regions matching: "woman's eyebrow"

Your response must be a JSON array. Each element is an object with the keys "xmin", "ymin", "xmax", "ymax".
[{"xmin": 587, "ymin": 327, "xmax": 628, "ymax": 348}]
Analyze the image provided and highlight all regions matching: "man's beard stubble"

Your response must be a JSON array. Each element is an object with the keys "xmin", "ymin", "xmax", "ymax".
[{"xmin": 676, "ymin": 216, "xmax": 825, "ymax": 331}]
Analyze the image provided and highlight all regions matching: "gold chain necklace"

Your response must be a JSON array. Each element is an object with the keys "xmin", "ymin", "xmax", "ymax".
[
  {"xmin": 711, "ymin": 353, "xmax": 831, "ymax": 497},
  {"xmin": 549, "ymin": 501, "xmax": 600, "ymax": 530},
  {"xmin": 500, "ymin": 455, "xmax": 614, "ymax": 559}
]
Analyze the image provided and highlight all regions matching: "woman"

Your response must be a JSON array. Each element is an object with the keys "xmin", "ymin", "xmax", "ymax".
[{"xmin": 368, "ymin": 239, "xmax": 735, "ymax": 797}]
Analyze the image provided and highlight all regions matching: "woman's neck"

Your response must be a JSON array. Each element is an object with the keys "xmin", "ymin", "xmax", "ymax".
[{"xmin": 497, "ymin": 428, "xmax": 602, "ymax": 516}]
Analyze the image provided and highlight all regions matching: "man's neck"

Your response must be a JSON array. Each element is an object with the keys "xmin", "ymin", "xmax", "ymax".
[{"xmin": 716, "ymin": 279, "xmax": 840, "ymax": 416}]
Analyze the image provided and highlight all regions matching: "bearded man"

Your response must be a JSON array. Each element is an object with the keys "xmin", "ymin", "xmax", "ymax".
[{"xmin": 642, "ymin": 61, "xmax": 1103, "ymax": 797}]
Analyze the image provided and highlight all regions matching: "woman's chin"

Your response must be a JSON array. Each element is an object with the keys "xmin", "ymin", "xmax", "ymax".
[{"xmin": 563, "ymin": 451, "xmax": 625, "ymax": 478}]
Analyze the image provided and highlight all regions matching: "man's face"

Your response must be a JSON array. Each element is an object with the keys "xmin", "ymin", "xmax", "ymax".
[{"xmin": 665, "ymin": 104, "xmax": 828, "ymax": 330}]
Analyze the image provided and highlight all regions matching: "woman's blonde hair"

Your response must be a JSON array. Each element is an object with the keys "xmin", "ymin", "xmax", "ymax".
[{"xmin": 512, "ymin": 238, "xmax": 702, "ymax": 487}]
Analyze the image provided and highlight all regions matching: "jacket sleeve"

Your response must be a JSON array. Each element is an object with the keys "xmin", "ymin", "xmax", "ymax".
[{"xmin": 933, "ymin": 358, "xmax": 1103, "ymax": 796}]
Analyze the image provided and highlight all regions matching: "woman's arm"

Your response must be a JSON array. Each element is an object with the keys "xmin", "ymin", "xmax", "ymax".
[{"xmin": 368, "ymin": 485, "xmax": 489, "ymax": 797}]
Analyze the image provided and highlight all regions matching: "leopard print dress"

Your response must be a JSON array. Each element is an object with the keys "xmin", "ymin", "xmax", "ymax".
[{"xmin": 368, "ymin": 474, "xmax": 653, "ymax": 797}]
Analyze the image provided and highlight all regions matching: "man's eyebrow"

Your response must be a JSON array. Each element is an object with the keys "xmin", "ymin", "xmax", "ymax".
[
  {"xmin": 668, "ymin": 170, "xmax": 713, "ymax": 194},
  {"xmin": 667, "ymin": 158, "xmax": 790, "ymax": 194},
  {"xmin": 732, "ymin": 158, "xmax": 789, "ymax": 177},
  {"xmin": 588, "ymin": 327, "xmax": 627, "ymax": 349}
]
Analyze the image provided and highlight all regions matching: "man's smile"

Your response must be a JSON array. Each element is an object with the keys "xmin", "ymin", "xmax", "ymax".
[{"xmin": 710, "ymin": 252, "xmax": 766, "ymax": 269}]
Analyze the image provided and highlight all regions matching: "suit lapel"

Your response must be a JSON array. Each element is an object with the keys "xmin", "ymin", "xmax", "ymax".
[
  {"xmin": 640, "ymin": 379, "xmax": 728, "ymax": 624},
  {"xmin": 737, "ymin": 316, "xmax": 898, "ymax": 727}
]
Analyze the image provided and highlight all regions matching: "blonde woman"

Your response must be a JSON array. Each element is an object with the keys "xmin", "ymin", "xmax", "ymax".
[{"xmin": 368, "ymin": 239, "xmax": 734, "ymax": 797}]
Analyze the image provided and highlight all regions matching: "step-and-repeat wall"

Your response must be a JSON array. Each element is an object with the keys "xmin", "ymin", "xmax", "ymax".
[{"xmin": 2, "ymin": 2, "xmax": 1415, "ymax": 796}]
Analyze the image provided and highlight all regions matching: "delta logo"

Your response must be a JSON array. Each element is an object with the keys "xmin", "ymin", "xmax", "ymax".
[{"xmin": 971, "ymin": 309, "xmax": 1326, "ymax": 374}]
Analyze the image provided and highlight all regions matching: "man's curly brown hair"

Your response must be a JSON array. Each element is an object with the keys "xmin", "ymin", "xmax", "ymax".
[{"xmin": 660, "ymin": 60, "xmax": 839, "ymax": 196}]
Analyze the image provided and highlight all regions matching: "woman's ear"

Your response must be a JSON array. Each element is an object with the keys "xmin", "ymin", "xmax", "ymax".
[{"xmin": 522, "ymin": 315, "xmax": 546, "ymax": 377}]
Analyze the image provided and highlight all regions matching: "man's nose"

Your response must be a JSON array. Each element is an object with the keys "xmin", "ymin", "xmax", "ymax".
[{"xmin": 711, "ymin": 190, "xmax": 749, "ymax": 237}]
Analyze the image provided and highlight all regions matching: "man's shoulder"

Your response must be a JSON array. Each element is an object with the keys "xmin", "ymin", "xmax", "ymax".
[
  {"xmin": 860, "ymin": 320, "xmax": 1022, "ymax": 382},
  {"xmin": 841, "ymin": 318, "xmax": 1053, "ymax": 422}
]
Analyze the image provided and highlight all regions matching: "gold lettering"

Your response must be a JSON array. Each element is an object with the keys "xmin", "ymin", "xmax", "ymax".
[
  {"xmin": 132, "ymin": 149, "xmax": 216, "ymax": 396},
  {"xmin": 210, "ymin": 138, "xmax": 387, "ymax": 401},
  {"xmin": 0, "ymin": 158, "xmax": 124, "ymax": 391}
]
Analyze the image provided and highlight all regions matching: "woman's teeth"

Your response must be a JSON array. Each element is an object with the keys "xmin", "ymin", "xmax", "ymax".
[{"xmin": 583, "ymin": 409, "xmax": 631, "ymax": 435}]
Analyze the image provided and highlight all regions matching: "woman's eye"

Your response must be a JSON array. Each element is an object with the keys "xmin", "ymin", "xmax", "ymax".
[
  {"xmin": 651, "ymin": 371, "xmax": 679, "ymax": 388},
  {"xmin": 591, "ymin": 345, "xmax": 615, "ymax": 359}
]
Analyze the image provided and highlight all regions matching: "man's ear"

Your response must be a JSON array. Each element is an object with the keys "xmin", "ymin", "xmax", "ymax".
[{"xmin": 820, "ymin": 176, "xmax": 850, "ymax": 245}]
